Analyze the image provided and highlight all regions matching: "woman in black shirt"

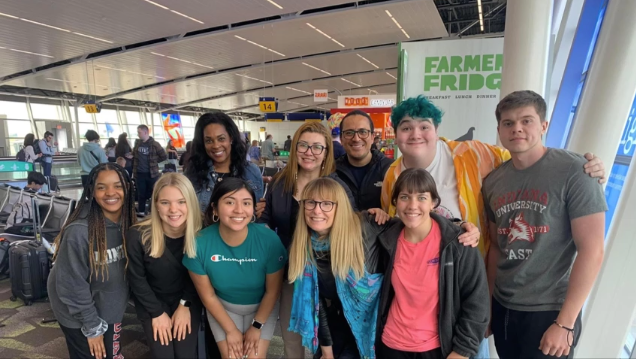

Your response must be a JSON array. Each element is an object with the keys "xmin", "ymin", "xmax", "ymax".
[{"xmin": 126, "ymin": 173, "xmax": 203, "ymax": 358}]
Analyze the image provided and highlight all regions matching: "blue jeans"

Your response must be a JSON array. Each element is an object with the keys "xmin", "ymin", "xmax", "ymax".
[
  {"xmin": 471, "ymin": 338, "xmax": 490, "ymax": 359},
  {"xmin": 41, "ymin": 161, "xmax": 52, "ymax": 177}
]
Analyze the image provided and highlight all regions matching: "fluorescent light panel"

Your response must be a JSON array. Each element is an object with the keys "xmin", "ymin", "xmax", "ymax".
[
  {"xmin": 234, "ymin": 35, "xmax": 286, "ymax": 57},
  {"xmin": 385, "ymin": 10, "xmax": 410, "ymax": 39},
  {"xmin": 45, "ymin": 78, "xmax": 119, "ymax": 90},
  {"xmin": 341, "ymin": 78, "xmax": 361, "ymax": 87},
  {"xmin": 0, "ymin": 46, "xmax": 53, "ymax": 58},
  {"xmin": 0, "ymin": 11, "xmax": 112, "ymax": 43},
  {"xmin": 151, "ymin": 52, "xmax": 214, "ymax": 69},
  {"xmin": 266, "ymin": 0, "xmax": 283, "ymax": 9},
  {"xmin": 386, "ymin": 72, "xmax": 397, "ymax": 80},
  {"xmin": 236, "ymin": 73, "xmax": 273, "ymax": 85},
  {"xmin": 286, "ymin": 87, "xmax": 312, "ymax": 95},
  {"xmin": 357, "ymin": 54, "xmax": 379, "ymax": 69},
  {"xmin": 96, "ymin": 65, "xmax": 165, "ymax": 79},
  {"xmin": 477, "ymin": 0, "xmax": 484, "ymax": 31},
  {"xmin": 302, "ymin": 62, "xmax": 331, "ymax": 76},
  {"xmin": 306, "ymin": 23, "xmax": 345, "ymax": 48},
  {"xmin": 142, "ymin": 0, "xmax": 204, "ymax": 24}
]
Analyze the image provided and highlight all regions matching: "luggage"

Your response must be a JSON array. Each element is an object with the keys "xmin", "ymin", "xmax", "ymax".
[
  {"xmin": 0, "ymin": 238, "xmax": 10, "ymax": 278},
  {"xmin": 9, "ymin": 240, "xmax": 50, "ymax": 306},
  {"xmin": 46, "ymin": 175, "xmax": 59, "ymax": 193}
]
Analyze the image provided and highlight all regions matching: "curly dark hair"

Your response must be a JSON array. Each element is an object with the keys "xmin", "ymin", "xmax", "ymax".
[{"xmin": 186, "ymin": 112, "xmax": 247, "ymax": 189}]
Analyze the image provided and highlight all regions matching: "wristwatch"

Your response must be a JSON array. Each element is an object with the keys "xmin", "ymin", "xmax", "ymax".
[
  {"xmin": 251, "ymin": 319, "xmax": 264, "ymax": 330},
  {"xmin": 179, "ymin": 299, "xmax": 191, "ymax": 307}
]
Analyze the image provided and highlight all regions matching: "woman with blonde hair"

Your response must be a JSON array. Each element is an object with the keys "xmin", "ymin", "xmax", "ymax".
[
  {"xmin": 126, "ymin": 173, "xmax": 203, "ymax": 359},
  {"xmin": 288, "ymin": 177, "xmax": 389, "ymax": 359}
]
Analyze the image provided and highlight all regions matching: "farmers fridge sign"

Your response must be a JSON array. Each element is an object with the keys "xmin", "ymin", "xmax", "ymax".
[{"xmin": 401, "ymin": 38, "xmax": 504, "ymax": 145}]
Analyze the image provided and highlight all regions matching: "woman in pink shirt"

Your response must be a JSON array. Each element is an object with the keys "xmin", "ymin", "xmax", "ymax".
[{"xmin": 376, "ymin": 168, "xmax": 489, "ymax": 359}]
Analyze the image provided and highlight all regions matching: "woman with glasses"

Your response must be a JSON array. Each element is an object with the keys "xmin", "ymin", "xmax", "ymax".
[
  {"xmin": 288, "ymin": 177, "xmax": 388, "ymax": 359},
  {"xmin": 185, "ymin": 112, "xmax": 263, "ymax": 213},
  {"xmin": 255, "ymin": 122, "xmax": 359, "ymax": 358}
]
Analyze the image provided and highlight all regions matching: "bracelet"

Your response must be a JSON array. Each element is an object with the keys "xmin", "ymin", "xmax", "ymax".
[{"xmin": 553, "ymin": 321, "xmax": 575, "ymax": 347}]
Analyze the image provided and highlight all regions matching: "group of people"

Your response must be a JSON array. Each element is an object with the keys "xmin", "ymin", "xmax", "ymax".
[
  {"xmin": 46, "ymin": 90, "xmax": 608, "ymax": 359},
  {"xmin": 19, "ymin": 131, "xmax": 56, "ymax": 176}
]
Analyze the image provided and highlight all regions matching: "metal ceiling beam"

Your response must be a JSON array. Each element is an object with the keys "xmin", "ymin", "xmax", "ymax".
[
  {"xmin": 99, "ymin": 43, "xmax": 398, "ymax": 101},
  {"xmin": 455, "ymin": 1, "xmax": 506, "ymax": 37},
  {"xmin": 436, "ymin": 0, "xmax": 500, "ymax": 10},
  {"xmin": 157, "ymin": 67, "xmax": 397, "ymax": 112},
  {"xmin": 0, "ymin": 0, "xmax": 419, "ymax": 85}
]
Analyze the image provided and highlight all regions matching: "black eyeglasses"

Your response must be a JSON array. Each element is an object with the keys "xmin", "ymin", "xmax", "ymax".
[
  {"xmin": 297, "ymin": 142, "xmax": 325, "ymax": 155},
  {"xmin": 342, "ymin": 129, "xmax": 372, "ymax": 139},
  {"xmin": 303, "ymin": 200, "xmax": 337, "ymax": 212}
]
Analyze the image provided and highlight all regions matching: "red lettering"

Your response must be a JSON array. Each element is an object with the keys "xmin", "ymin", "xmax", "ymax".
[
  {"xmin": 113, "ymin": 333, "xmax": 121, "ymax": 341},
  {"xmin": 540, "ymin": 192, "xmax": 548, "ymax": 205},
  {"xmin": 113, "ymin": 342, "xmax": 120, "ymax": 355},
  {"xmin": 114, "ymin": 323, "xmax": 122, "ymax": 333}
]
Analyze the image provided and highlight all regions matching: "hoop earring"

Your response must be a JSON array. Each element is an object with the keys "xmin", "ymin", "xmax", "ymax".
[
  {"xmin": 212, "ymin": 214, "xmax": 219, "ymax": 222},
  {"xmin": 252, "ymin": 214, "xmax": 256, "ymax": 223}
]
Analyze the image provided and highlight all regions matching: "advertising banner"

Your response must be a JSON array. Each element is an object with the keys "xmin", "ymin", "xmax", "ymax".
[
  {"xmin": 401, "ymin": 37, "xmax": 504, "ymax": 144},
  {"xmin": 314, "ymin": 89, "xmax": 328, "ymax": 103},
  {"xmin": 161, "ymin": 113, "xmax": 185, "ymax": 148}
]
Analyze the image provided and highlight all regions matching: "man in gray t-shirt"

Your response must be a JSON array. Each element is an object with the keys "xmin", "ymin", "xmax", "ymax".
[
  {"xmin": 261, "ymin": 135, "xmax": 274, "ymax": 161},
  {"xmin": 483, "ymin": 91, "xmax": 607, "ymax": 359}
]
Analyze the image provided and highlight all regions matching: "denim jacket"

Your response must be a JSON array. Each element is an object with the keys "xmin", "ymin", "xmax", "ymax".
[{"xmin": 187, "ymin": 160, "xmax": 263, "ymax": 213}]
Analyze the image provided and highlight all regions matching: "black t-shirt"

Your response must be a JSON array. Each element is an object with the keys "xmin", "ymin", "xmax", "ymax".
[
  {"xmin": 137, "ymin": 141, "xmax": 151, "ymax": 173},
  {"xmin": 167, "ymin": 146, "xmax": 177, "ymax": 160},
  {"xmin": 349, "ymin": 162, "xmax": 372, "ymax": 189},
  {"xmin": 165, "ymin": 236, "xmax": 185, "ymax": 262},
  {"xmin": 290, "ymin": 197, "xmax": 300, "ymax": 235}
]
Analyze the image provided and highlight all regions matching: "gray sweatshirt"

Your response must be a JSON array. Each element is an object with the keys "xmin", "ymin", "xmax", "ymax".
[{"xmin": 47, "ymin": 217, "xmax": 128, "ymax": 335}]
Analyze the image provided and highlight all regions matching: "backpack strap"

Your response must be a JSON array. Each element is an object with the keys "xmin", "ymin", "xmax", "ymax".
[{"xmin": 89, "ymin": 151, "xmax": 100, "ymax": 162}]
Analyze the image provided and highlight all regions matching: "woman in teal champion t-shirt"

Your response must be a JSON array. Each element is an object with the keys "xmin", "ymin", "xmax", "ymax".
[{"xmin": 183, "ymin": 178, "xmax": 287, "ymax": 359}]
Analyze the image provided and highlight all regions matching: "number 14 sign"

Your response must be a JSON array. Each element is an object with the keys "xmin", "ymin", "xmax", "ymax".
[{"xmin": 259, "ymin": 97, "xmax": 278, "ymax": 113}]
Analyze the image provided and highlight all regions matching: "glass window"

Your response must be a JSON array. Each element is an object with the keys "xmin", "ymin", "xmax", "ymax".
[
  {"xmin": 95, "ymin": 109, "xmax": 118, "ymax": 124},
  {"xmin": 78, "ymin": 111, "xmax": 94, "ymax": 123},
  {"xmin": 181, "ymin": 115, "xmax": 195, "ymax": 127},
  {"xmin": 30, "ymin": 103, "xmax": 61, "ymax": 120},
  {"xmin": 7, "ymin": 138, "xmax": 26, "ymax": 156},
  {"xmin": 97, "ymin": 124, "xmax": 122, "ymax": 140},
  {"xmin": 124, "ymin": 111, "xmax": 141, "ymax": 124},
  {"xmin": 0, "ymin": 100, "xmax": 29, "ymax": 119},
  {"xmin": 5, "ymin": 120, "xmax": 33, "ymax": 137},
  {"xmin": 79, "ymin": 123, "xmax": 95, "ymax": 138},
  {"xmin": 183, "ymin": 127, "xmax": 195, "ymax": 141}
]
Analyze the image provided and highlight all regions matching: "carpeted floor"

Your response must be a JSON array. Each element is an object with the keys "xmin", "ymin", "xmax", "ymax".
[{"xmin": 0, "ymin": 277, "xmax": 297, "ymax": 358}]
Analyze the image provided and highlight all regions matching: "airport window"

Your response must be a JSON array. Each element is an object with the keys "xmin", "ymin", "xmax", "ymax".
[
  {"xmin": 94, "ymin": 109, "xmax": 118, "ymax": 124},
  {"xmin": 97, "ymin": 124, "xmax": 122, "ymax": 140},
  {"xmin": 30, "ymin": 103, "xmax": 62, "ymax": 120},
  {"xmin": 5, "ymin": 120, "xmax": 33, "ymax": 138},
  {"xmin": 183, "ymin": 127, "xmax": 194, "ymax": 141},
  {"xmin": 77, "ymin": 110, "xmax": 94, "ymax": 123},
  {"xmin": 0, "ymin": 100, "xmax": 29, "ymax": 119},
  {"xmin": 181, "ymin": 115, "xmax": 195, "ymax": 127},
  {"xmin": 123, "ymin": 111, "xmax": 141, "ymax": 124}
]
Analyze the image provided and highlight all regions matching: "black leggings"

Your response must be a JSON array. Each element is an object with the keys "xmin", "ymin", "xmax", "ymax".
[
  {"xmin": 377, "ymin": 342, "xmax": 443, "ymax": 359},
  {"xmin": 140, "ymin": 301, "xmax": 202, "ymax": 359},
  {"xmin": 60, "ymin": 323, "xmax": 123, "ymax": 359}
]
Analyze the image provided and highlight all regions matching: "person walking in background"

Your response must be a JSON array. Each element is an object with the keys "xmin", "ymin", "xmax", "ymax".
[
  {"xmin": 283, "ymin": 135, "xmax": 292, "ymax": 152},
  {"xmin": 184, "ymin": 178, "xmax": 286, "ymax": 359},
  {"xmin": 39, "ymin": 131, "xmax": 55, "ymax": 177},
  {"xmin": 133, "ymin": 125, "xmax": 168, "ymax": 215},
  {"xmin": 115, "ymin": 133, "xmax": 134, "ymax": 174},
  {"xmin": 371, "ymin": 136, "xmax": 381, "ymax": 151},
  {"xmin": 248, "ymin": 140, "xmax": 261, "ymax": 165},
  {"xmin": 166, "ymin": 139, "xmax": 179, "ymax": 166},
  {"xmin": 261, "ymin": 134, "xmax": 274, "ymax": 162},
  {"xmin": 47, "ymin": 163, "xmax": 137, "ymax": 359},
  {"xmin": 104, "ymin": 138, "xmax": 117, "ymax": 162},
  {"xmin": 184, "ymin": 112, "xmax": 263, "ymax": 213},
  {"xmin": 126, "ymin": 173, "xmax": 203, "ymax": 359},
  {"xmin": 78, "ymin": 130, "xmax": 109, "ymax": 187},
  {"xmin": 20, "ymin": 133, "xmax": 42, "ymax": 163},
  {"xmin": 330, "ymin": 128, "xmax": 346, "ymax": 160}
]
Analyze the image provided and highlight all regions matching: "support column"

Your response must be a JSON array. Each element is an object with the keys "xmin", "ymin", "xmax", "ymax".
[
  {"xmin": 566, "ymin": 1, "xmax": 636, "ymax": 356},
  {"xmin": 499, "ymin": 0, "xmax": 554, "ymax": 98}
]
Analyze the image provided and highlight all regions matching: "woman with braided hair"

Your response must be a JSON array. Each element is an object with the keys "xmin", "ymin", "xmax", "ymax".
[{"xmin": 48, "ymin": 163, "xmax": 137, "ymax": 359}]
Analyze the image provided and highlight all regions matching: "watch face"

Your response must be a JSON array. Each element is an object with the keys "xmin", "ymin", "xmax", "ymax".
[{"xmin": 252, "ymin": 320, "xmax": 263, "ymax": 329}]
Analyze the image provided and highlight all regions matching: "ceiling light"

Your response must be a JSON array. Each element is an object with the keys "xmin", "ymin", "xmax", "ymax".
[
  {"xmin": 306, "ymin": 23, "xmax": 345, "ymax": 48},
  {"xmin": 286, "ymin": 87, "xmax": 312, "ymax": 95},
  {"xmin": 288, "ymin": 101, "xmax": 305, "ymax": 106},
  {"xmin": 386, "ymin": 72, "xmax": 397, "ymax": 80},
  {"xmin": 357, "ymin": 54, "xmax": 379, "ymax": 69},
  {"xmin": 385, "ymin": 10, "xmax": 410, "ymax": 39},
  {"xmin": 0, "ymin": 12, "xmax": 19, "ymax": 19},
  {"xmin": 19, "ymin": 18, "xmax": 71, "ymax": 32},
  {"xmin": 152, "ymin": 52, "xmax": 214, "ymax": 69},
  {"xmin": 151, "ymin": 52, "xmax": 165, "ymax": 57},
  {"xmin": 477, "ymin": 0, "xmax": 484, "ymax": 32},
  {"xmin": 167, "ymin": 55, "xmax": 191, "ymax": 64},
  {"xmin": 143, "ymin": 0, "xmax": 169, "ymax": 9},
  {"xmin": 72, "ymin": 32, "xmax": 113, "ymax": 43},
  {"xmin": 234, "ymin": 35, "xmax": 286, "ymax": 57},
  {"xmin": 302, "ymin": 62, "xmax": 331, "ymax": 76},
  {"xmin": 5, "ymin": 48, "xmax": 54, "ymax": 58},
  {"xmin": 266, "ymin": 0, "xmax": 283, "ymax": 9},
  {"xmin": 367, "ymin": 89, "xmax": 379, "ymax": 95},
  {"xmin": 236, "ymin": 73, "xmax": 273, "ymax": 85},
  {"xmin": 95, "ymin": 65, "xmax": 165, "ymax": 79},
  {"xmin": 341, "ymin": 78, "xmax": 362, "ymax": 87},
  {"xmin": 170, "ymin": 10, "xmax": 204, "ymax": 24},
  {"xmin": 192, "ymin": 62, "xmax": 214, "ymax": 69},
  {"xmin": 0, "ymin": 11, "xmax": 116, "ymax": 43}
]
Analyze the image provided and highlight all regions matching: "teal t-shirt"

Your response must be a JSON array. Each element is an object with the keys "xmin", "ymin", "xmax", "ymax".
[{"xmin": 182, "ymin": 222, "xmax": 287, "ymax": 305}]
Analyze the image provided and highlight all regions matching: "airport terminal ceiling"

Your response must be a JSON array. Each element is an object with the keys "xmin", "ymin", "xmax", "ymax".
[{"xmin": 0, "ymin": 0, "xmax": 506, "ymax": 118}]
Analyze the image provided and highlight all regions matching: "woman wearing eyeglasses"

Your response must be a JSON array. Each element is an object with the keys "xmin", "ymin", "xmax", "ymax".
[{"xmin": 255, "ymin": 122, "xmax": 357, "ymax": 359}]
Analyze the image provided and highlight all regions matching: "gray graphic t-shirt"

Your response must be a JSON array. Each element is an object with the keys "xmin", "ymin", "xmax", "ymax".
[{"xmin": 482, "ymin": 148, "xmax": 607, "ymax": 311}]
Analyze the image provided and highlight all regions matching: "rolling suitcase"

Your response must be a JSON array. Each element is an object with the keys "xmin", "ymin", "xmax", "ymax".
[
  {"xmin": 9, "ymin": 240, "xmax": 50, "ymax": 306},
  {"xmin": 0, "ymin": 238, "xmax": 10, "ymax": 278}
]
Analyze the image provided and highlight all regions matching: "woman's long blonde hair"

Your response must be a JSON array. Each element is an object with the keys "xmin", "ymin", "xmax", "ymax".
[
  {"xmin": 274, "ymin": 122, "xmax": 336, "ymax": 193},
  {"xmin": 288, "ymin": 177, "xmax": 364, "ymax": 282},
  {"xmin": 134, "ymin": 173, "xmax": 202, "ymax": 258}
]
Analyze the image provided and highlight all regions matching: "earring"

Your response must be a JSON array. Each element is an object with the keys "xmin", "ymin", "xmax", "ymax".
[
  {"xmin": 212, "ymin": 214, "xmax": 219, "ymax": 222},
  {"xmin": 252, "ymin": 214, "xmax": 256, "ymax": 223},
  {"xmin": 321, "ymin": 162, "xmax": 325, "ymax": 170}
]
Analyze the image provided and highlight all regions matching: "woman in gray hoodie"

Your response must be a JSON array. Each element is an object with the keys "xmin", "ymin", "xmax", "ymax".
[{"xmin": 48, "ymin": 163, "xmax": 137, "ymax": 359}]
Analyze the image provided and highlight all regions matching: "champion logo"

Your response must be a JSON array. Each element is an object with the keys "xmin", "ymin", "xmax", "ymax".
[
  {"xmin": 210, "ymin": 254, "xmax": 257, "ymax": 265},
  {"xmin": 211, "ymin": 255, "xmax": 222, "ymax": 262},
  {"xmin": 427, "ymin": 257, "xmax": 440, "ymax": 266}
]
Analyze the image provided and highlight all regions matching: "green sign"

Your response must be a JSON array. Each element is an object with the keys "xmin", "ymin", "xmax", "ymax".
[
  {"xmin": 0, "ymin": 161, "xmax": 34, "ymax": 172},
  {"xmin": 423, "ymin": 54, "xmax": 503, "ymax": 91}
]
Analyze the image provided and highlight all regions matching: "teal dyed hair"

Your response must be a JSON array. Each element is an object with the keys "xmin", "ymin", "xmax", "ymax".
[{"xmin": 391, "ymin": 95, "xmax": 444, "ymax": 129}]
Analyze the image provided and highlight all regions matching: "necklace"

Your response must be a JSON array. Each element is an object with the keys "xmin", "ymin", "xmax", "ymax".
[{"xmin": 216, "ymin": 172, "xmax": 228, "ymax": 183}]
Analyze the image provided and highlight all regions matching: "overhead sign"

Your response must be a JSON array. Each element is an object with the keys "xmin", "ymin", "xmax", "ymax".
[
  {"xmin": 314, "ymin": 89, "xmax": 328, "ymax": 103},
  {"xmin": 259, "ymin": 97, "xmax": 278, "ymax": 113},
  {"xmin": 84, "ymin": 101, "xmax": 102, "ymax": 113},
  {"xmin": 337, "ymin": 95, "xmax": 397, "ymax": 108},
  {"xmin": 401, "ymin": 38, "xmax": 504, "ymax": 144},
  {"xmin": 0, "ymin": 161, "xmax": 33, "ymax": 172}
]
